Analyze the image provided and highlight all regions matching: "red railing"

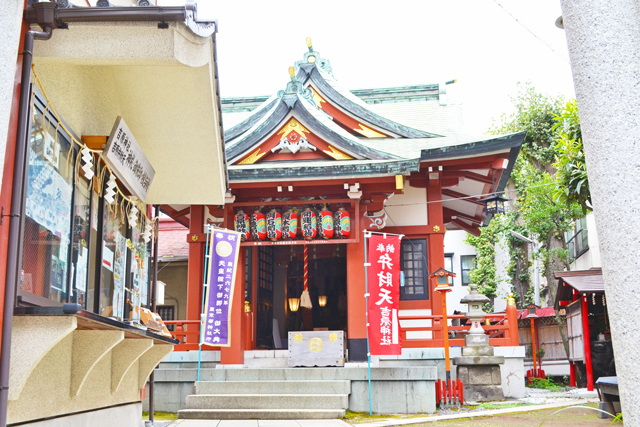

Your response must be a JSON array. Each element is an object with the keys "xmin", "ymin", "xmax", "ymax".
[
  {"xmin": 399, "ymin": 307, "xmax": 520, "ymax": 348},
  {"xmin": 165, "ymin": 306, "xmax": 519, "ymax": 352}
]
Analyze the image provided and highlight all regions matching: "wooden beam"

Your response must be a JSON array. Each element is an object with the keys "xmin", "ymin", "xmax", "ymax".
[
  {"xmin": 81, "ymin": 135, "xmax": 107, "ymax": 150},
  {"xmin": 451, "ymin": 218, "xmax": 480, "ymax": 236},
  {"xmin": 174, "ymin": 207, "xmax": 190, "ymax": 219},
  {"xmin": 443, "ymin": 207, "xmax": 483, "ymax": 224},
  {"xmin": 442, "ymin": 189, "xmax": 484, "ymax": 206},
  {"xmin": 463, "ymin": 171, "xmax": 493, "ymax": 185},
  {"xmin": 159, "ymin": 205, "xmax": 189, "ymax": 228}
]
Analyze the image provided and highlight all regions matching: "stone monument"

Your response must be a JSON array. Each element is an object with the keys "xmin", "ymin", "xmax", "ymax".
[{"xmin": 452, "ymin": 284, "xmax": 504, "ymax": 402}]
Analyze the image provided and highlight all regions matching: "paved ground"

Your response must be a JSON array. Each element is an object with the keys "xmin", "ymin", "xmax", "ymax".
[{"xmin": 165, "ymin": 421, "xmax": 351, "ymax": 427}]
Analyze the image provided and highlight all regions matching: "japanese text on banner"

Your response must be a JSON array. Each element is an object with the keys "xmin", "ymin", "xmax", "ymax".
[
  {"xmin": 202, "ymin": 229, "xmax": 241, "ymax": 347},
  {"xmin": 367, "ymin": 234, "xmax": 402, "ymax": 355}
]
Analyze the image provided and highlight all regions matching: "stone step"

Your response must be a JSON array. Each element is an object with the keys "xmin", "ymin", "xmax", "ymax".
[
  {"xmin": 195, "ymin": 380, "xmax": 350, "ymax": 395},
  {"xmin": 156, "ymin": 361, "xmax": 219, "ymax": 369},
  {"xmin": 185, "ymin": 393, "xmax": 349, "ymax": 410},
  {"xmin": 178, "ymin": 409, "xmax": 346, "ymax": 420}
]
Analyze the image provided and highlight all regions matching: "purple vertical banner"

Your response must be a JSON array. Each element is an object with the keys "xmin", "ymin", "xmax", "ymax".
[{"xmin": 202, "ymin": 229, "xmax": 241, "ymax": 347}]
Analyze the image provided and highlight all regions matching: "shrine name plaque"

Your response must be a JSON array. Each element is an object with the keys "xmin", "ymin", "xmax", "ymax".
[{"xmin": 288, "ymin": 331, "xmax": 345, "ymax": 367}]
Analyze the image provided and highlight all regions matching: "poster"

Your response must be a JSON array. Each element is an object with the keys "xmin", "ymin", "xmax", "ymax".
[
  {"xmin": 367, "ymin": 233, "xmax": 402, "ymax": 355},
  {"xmin": 102, "ymin": 244, "xmax": 114, "ymax": 272},
  {"xmin": 112, "ymin": 232, "xmax": 127, "ymax": 319},
  {"xmin": 202, "ymin": 229, "xmax": 241, "ymax": 347},
  {"xmin": 75, "ymin": 247, "xmax": 88, "ymax": 292}
]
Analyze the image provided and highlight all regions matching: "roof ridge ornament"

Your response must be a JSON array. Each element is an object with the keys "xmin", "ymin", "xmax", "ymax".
[
  {"xmin": 277, "ymin": 66, "xmax": 313, "ymax": 104},
  {"xmin": 295, "ymin": 37, "xmax": 334, "ymax": 78}
]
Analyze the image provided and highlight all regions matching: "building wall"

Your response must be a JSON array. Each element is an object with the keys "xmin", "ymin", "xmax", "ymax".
[
  {"xmin": 443, "ymin": 230, "xmax": 477, "ymax": 314},
  {"xmin": 158, "ymin": 262, "xmax": 188, "ymax": 322},
  {"xmin": 383, "ymin": 182, "xmax": 428, "ymax": 226},
  {"xmin": 572, "ymin": 213, "xmax": 601, "ymax": 271}
]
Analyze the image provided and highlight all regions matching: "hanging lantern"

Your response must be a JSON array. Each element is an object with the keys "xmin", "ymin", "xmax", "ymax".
[
  {"xmin": 266, "ymin": 209, "xmax": 283, "ymax": 241},
  {"xmin": 282, "ymin": 208, "xmax": 298, "ymax": 240},
  {"xmin": 318, "ymin": 205, "xmax": 334, "ymax": 239},
  {"xmin": 234, "ymin": 210, "xmax": 250, "ymax": 241},
  {"xmin": 250, "ymin": 209, "xmax": 266, "ymax": 240},
  {"xmin": 334, "ymin": 206, "xmax": 351, "ymax": 238},
  {"xmin": 478, "ymin": 193, "xmax": 510, "ymax": 215},
  {"xmin": 301, "ymin": 207, "xmax": 317, "ymax": 240}
]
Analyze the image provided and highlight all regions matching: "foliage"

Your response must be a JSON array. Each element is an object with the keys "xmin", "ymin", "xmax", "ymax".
[
  {"xmin": 553, "ymin": 99, "xmax": 591, "ymax": 213},
  {"xmin": 527, "ymin": 377, "xmax": 563, "ymax": 392}
]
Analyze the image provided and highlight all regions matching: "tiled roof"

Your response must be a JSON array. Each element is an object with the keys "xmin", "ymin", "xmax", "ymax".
[{"xmin": 158, "ymin": 218, "xmax": 189, "ymax": 260}]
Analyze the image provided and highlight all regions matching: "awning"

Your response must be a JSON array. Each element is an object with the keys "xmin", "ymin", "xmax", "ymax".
[{"xmin": 554, "ymin": 269, "xmax": 604, "ymax": 308}]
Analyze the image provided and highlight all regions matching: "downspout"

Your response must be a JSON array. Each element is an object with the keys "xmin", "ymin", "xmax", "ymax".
[
  {"xmin": 0, "ymin": 3, "xmax": 55, "ymax": 426},
  {"xmin": 148, "ymin": 205, "xmax": 160, "ymax": 424}
]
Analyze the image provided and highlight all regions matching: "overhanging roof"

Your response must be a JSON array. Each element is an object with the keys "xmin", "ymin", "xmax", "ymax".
[
  {"xmin": 31, "ymin": 11, "xmax": 226, "ymax": 205},
  {"xmin": 554, "ymin": 269, "xmax": 605, "ymax": 308}
]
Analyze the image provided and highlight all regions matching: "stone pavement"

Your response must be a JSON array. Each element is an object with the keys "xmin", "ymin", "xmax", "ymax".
[{"xmin": 166, "ymin": 420, "xmax": 351, "ymax": 427}]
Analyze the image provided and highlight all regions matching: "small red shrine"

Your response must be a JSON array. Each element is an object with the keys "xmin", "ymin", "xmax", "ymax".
[{"xmin": 161, "ymin": 40, "xmax": 525, "ymax": 365}]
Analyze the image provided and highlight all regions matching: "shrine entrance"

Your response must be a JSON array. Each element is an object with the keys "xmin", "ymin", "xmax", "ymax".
[{"xmin": 255, "ymin": 243, "xmax": 347, "ymax": 349}]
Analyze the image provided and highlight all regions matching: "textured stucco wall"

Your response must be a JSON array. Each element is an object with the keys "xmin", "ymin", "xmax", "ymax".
[
  {"xmin": 559, "ymin": 0, "xmax": 640, "ymax": 423},
  {"xmin": 0, "ymin": 0, "xmax": 23, "ymax": 199}
]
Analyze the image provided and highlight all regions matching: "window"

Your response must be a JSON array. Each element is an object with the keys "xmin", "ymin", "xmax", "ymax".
[
  {"xmin": 157, "ymin": 305, "xmax": 175, "ymax": 331},
  {"xmin": 400, "ymin": 239, "xmax": 428, "ymax": 300},
  {"xmin": 21, "ymin": 92, "xmax": 151, "ymax": 319},
  {"xmin": 565, "ymin": 217, "xmax": 589, "ymax": 261},
  {"xmin": 460, "ymin": 255, "xmax": 475, "ymax": 286},
  {"xmin": 444, "ymin": 254, "xmax": 454, "ymax": 285}
]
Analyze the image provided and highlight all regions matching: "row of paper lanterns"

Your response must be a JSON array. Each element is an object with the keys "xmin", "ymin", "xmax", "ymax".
[{"xmin": 234, "ymin": 206, "xmax": 351, "ymax": 241}]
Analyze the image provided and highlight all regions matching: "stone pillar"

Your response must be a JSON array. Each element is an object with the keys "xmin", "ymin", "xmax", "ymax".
[{"xmin": 559, "ymin": 1, "xmax": 640, "ymax": 423}]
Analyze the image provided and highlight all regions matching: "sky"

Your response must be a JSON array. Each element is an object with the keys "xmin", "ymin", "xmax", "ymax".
[{"xmin": 188, "ymin": 0, "xmax": 576, "ymax": 133}]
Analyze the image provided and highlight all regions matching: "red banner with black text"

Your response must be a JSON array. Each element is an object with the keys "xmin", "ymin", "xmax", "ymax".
[{"xmin": 367, "ymin": 234, "xmax": 402, "ymax": 355}]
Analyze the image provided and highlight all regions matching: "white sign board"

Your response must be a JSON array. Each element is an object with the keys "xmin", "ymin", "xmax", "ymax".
[{"xmin": 104, "ymin": 117, "xmax": 155, "ymax": 202}]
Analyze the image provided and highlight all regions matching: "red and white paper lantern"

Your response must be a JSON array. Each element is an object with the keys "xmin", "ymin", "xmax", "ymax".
[
  {"xmin": 301, "ymin": 207, "xmax": 317, "ymax": 240},
  {"xmin": 266, "ymin": 209, "xmax": 283, "ymax": 241},
  {"xmin": 250, "ymin": 209, "xmax": 267, "ymax": 240},
  {"xmin": 234, "ymin": 210, "xmax": 250, "ymax": 241},
  {"xmin": 334, "ymin": 206, "xmax": 351, "ymax": 238},
  {"xmin": 318, "ymin": 205, "xmax": 334, "ymax": 239},
  {"xmin": 282, "ymin": 209, "xmax": 298, "ymax": 240}
]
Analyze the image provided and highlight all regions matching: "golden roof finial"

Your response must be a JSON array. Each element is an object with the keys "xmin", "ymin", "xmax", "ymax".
[
  {"xmin": 288, "ymin": 66, "xmax": 295, "ymax": 78},
  {"xmin": 507, "ymin": 293, "xmax": 516, "ymax": 306},
  {"xmin": 306, "ymin": 37, "xmax": 312, "ymax": 48}
]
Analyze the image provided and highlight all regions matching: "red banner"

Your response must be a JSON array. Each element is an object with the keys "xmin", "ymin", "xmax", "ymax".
[{"xmin": 367, "ymin": 234, "xmax": 402, "ymax": 355}]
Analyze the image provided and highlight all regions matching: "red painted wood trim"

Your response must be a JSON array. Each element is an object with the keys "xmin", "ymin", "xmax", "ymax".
[
  {"xmin": 426, "ymin": 183, "xmax": 444, "ymax": 330},
  {"xmin": 581, "ymin": 294, "xmax": 594, "ymax": 391},
  {"xmin": 221, "ymin": 247, "xmax": 245, "ymax": 364},
  {"xmin": 186, "ymin": 206, "xmax": 205, "ymax": 344}
]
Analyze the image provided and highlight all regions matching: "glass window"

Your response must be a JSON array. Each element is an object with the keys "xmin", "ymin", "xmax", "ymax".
[
  {"xmin": 461, "ymin": 255, "xmax": 475, "ymax": 286},
  {"xmin": 70, "ymin": 176, "xmax": 92, "ymax": 307},
  {"xmin": 400, "ymin": 239, "xmax": 428, "ymax": 300},
  {"xmin": 444, "ymin": 254, "xmax": 454, "ymax": 285},
  {"xmin": 565, "ymin": 217, "xmax": 589, "ymax": 261},
  {"xmin": 22, "ymin": 107, "xmax": 75, "ymax": 305},
  {"xmin": 99, "ymin": 203, "xmax": 128, "ymax": 319}
]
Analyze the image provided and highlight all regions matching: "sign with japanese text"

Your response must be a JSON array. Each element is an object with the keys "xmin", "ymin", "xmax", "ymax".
[
  {"xmin": 202, "ymin": 229, "xmax": 241, "ymax": 347},
  {"xmin": 367, "ymin": 234, "xmax": 402, "ymax": 355},
  {"xmin": 104, "ymin": 116, "xmax": 155, "ymax": 202}
]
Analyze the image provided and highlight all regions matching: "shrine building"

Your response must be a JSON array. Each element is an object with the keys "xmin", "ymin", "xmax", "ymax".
[{"xmin": 161, "ymin": 39, "xmax": 525, "ymax": 366}]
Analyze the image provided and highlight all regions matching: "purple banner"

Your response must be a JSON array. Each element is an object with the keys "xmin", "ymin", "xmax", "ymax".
[{"xmin": 202, "ymin": 229, "xmax": 241, "ymax": 347}]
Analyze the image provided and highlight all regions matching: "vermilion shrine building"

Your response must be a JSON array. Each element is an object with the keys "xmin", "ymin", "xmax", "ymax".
[{"xmin": 161, "ymin": 42, "xmax": 525, "ymax": 365}]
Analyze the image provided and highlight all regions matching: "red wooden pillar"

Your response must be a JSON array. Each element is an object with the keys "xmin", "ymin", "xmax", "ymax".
[
  {"xmin": 569, "ymin": 362, "xmax": 576, "ymax": 387},
  {"xmin": 581, "ymin": 293, "xmax": 594, "ymax": 390},
  {"xmin": 186, "ymin": 205, "xmax": 205, "ymax": 344},
  {"xmin": 221, "ymin": 247, "xmax": 246, "ymax": 365},
  {"xmin": 506, "ymin": 302, "xmax": 519, "ymax": 346},
  {"xmin": 427, "ymin": 180, "xmax": 445, "ymax": 339},
  {"xmin": 346, "ymin": 210, "xmax": 367, "ymax": 357}
]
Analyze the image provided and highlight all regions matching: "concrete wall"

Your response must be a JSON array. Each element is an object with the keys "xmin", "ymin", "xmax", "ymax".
[
  {"xmin": 0, "ymin": 0, "xmax": 23, "ymax": 198},
  {"xmin": 18, "ymin": 402, "xmax": 143, "ymax": 427}
]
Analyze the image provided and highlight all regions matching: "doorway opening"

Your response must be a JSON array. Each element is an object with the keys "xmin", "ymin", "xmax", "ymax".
[{"xmin": 255, "ymin": 244, "xmax": 347, "ymax": 349}]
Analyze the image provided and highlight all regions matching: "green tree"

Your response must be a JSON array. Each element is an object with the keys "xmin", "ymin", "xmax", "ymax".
[{"xmin": 466, "ymin": 84, "xmax": 586, "ymax": 364}]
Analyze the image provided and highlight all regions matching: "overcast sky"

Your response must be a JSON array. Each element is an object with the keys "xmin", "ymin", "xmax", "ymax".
[{"xmin": 186, "ymin": 0, "xmax": 575, "ymax": 133}]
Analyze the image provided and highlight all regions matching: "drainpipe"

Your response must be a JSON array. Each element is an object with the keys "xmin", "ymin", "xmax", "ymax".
[
  {"xmin": 0, "ymin": 3, "xmax": 55, "ymax": 426},
  {"xmin": 148, "ymin": 205, "xmax": 160, "ymax": 424}
]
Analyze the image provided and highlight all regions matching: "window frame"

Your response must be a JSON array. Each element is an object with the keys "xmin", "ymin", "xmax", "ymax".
[
  {"xmin": 399, "ymin": 238, "xmax": 429, "ymax": 301},
  {"xmin": 460, "ymin": 255, "xmax": 475, "ymax": 286},
  {"xmin": 444, "ymin": 253, "xmax": 454, "ymax": 286},
  {"xmin": 565, "ymin": 217, "xmax": 589, "ymax": 261}
]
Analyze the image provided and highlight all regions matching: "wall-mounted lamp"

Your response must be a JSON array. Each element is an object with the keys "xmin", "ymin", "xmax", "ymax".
[
  {"xmin": 288, "ymin": 297, "xmax": 300, "ymax": 312},
  {"xmin": 318, "ymin": 295, "xmax": 327, "ymax": 307}
]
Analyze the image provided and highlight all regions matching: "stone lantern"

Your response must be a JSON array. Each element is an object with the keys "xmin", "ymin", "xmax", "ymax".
[{"xmin": 452, "ymin": 284, "xmax": 505, "ymax": 402}]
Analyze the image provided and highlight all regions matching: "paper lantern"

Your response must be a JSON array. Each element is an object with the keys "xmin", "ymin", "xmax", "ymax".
[
  {"xmin": 301, "ymin": 207, "xmax": 317, "ymax": 240},
  {"xmin": 334, "ymin": 206, "xmax": 351, "ymax": 238},
  {"xmin": 266, "ymin": 209, "xmax": 283, "ymax": 241},
  {"xmin": 250, "ymin": 209, "xmax": 266, "ymax": 240},
  {"xmin": 282, "ymin": 209, "xmax": 298, "ymax": 240},
  {"xmin": 318, "ymin": 205, "xmax": 334, "ymax": 239},
  {"xmin": 234, "ymin": 210, "xmax": 250, "ymax": 241}
]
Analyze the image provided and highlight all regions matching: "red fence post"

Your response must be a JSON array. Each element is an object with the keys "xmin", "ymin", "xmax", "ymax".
[{"xmin": 506, "ymin": 294, "xmax": 519, "ymax": 346}]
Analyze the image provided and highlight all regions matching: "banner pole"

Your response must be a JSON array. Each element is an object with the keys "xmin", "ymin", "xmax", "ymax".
[
  {"xmin": 364, "ymin": 231, "xmax": 373, "ymax": 415},
  {"xmin": 197, "ymin": 225, "xmax": 212, "ymax": 383}
]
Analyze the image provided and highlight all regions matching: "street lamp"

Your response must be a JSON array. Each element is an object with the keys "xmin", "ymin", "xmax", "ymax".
[{"xmin": 429, "ymin": 267, "xmax": 456, "ymax": 380}]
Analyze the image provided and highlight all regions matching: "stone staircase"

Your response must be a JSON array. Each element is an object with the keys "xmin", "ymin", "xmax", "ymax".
[{"xmin": 178, "ymin": 377, "xmax": 349, "ymax": 420}]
